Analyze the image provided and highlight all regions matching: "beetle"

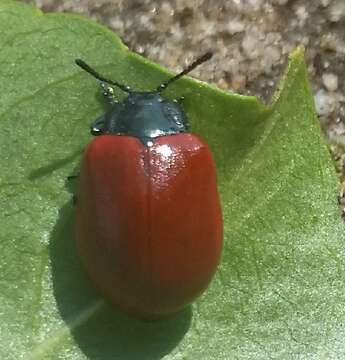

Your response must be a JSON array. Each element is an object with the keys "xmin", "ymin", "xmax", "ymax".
[{"xmin": 74, "ymin": 52, "xmax": 223, "ymax": 319}]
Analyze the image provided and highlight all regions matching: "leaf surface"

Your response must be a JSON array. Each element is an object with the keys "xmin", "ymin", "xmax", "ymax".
[{"xmin": 0, "ymin": 1, "xmax": 343, "ymax": 359}]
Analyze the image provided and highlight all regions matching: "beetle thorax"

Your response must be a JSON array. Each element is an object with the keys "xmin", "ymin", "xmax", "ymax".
[{"xmin": 92, "ymin": 92, "xmax": 188, "ymax": 145}]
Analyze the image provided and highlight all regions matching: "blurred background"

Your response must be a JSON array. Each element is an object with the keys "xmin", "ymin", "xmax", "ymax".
[{"xmin": 25, "ymin": 0, "xmax": 345, "ymax": 177}]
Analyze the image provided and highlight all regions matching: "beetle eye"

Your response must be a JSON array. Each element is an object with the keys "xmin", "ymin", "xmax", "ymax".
[
  {"xmin": 90, "ymin": 127, "xmax": 103, "ymax": 136},
  {"xmin": 173, "ymin": 115, "xmax": 183, "ymax": 126}
]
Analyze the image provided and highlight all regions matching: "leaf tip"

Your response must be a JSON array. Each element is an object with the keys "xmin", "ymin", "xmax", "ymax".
[
  {"xmin": 289, "ymin": 45, "xmax": 305, "ymax": 65},
  {"xmin": 270, "ymin": 45, "xmax": 307, "ymax": 106}
]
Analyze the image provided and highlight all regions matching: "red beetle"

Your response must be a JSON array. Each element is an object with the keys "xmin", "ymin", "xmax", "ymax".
[{"xmin": 74, "ymin": 53, "xmax": 223, "ymax": 318}]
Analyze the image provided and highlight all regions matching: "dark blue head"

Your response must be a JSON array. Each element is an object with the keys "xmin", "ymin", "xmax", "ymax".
[
  {"xmin": 75, "ymin": 52, "xmax": 212, "ymax": 145},
  {"xmin": 90, "ymin": 92, "xmax": 188, "ymax": 145}
]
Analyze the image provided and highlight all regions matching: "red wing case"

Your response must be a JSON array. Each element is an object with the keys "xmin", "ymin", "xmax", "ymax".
[{"xmin": 75, "ymin": 134, "xmax": 222, "ymax": 317}]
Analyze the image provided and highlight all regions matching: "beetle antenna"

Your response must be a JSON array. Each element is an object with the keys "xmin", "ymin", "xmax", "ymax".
[
  {"xmin": 156, "ymin": 52, "xmax": 213, "ymax": 92},
  {"xmin": 75, "ymin": 59, "xmax": 132, "ymax": 94}
]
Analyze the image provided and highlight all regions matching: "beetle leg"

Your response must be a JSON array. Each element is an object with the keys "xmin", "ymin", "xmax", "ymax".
[
  {"xmin": 72, "ymin": 194, "xmax": 78, "ymax": 205},
  {"xmin": 67, "ymin": 176, "xmax": 79, "ymax": 205},
  {"xmin": 100, "ymin": 82, "xmax": 119, "ymax": 105},
  {"xmin": 67, "ymin": 174, "xmax": 79, "ymax": 180}
]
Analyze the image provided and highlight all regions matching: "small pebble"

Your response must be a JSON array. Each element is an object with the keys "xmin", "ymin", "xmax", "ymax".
[
  {"xmin": 231, "ymin": 73, "xmax": 247, "ymax": 90},
  {"xmin": 272, "ymin": 0, "xmax": 289, "ymax": 5},
  {"xmin": 314, "ymin": 89, "xmax": 336, "ymax": 116},
  {"xmin": 320, "ymin": 0, "xmax": 332, "ymax": 7},
  {"xmin": 327, "ymin": 0, "xmax": 345, "ymax": 22},
  {"xmin": 295, "ymin": 6, "xmax": 308, "ymax": 23},
  {"xmin": 226, "ymin": 19, "xmax": 245, "ymax": 34},
  {"xmin": 322, "ymin": 73, "xmax": 338, "ymax": 92},
  {"xmin": 242, "ymin": 32, "xmax": 262, "ymax": 59}
]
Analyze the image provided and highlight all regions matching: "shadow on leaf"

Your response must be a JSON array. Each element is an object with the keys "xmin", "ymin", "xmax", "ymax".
[{"xmin": 28, "ymin": 150, "xmax": 83, "ymax": 180}]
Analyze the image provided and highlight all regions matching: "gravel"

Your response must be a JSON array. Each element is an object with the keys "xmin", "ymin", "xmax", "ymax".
[
  {"xmin": 322, "ymin": 72, "xmax": 338, "ymax": 92},
  {"xmin": 25, "ymin": 0, "xmax": 345, "ymax": 180}
]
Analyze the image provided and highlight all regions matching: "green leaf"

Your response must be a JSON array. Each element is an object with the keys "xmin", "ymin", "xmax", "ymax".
[{"xmin": 1, "ymin": 1, "xmax": 343, "ymax": 359}]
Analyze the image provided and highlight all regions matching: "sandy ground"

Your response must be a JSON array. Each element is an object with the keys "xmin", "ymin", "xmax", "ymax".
[{"xmin": 25, "ymin": 0, "xmax": 345, "ymax": 180}]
